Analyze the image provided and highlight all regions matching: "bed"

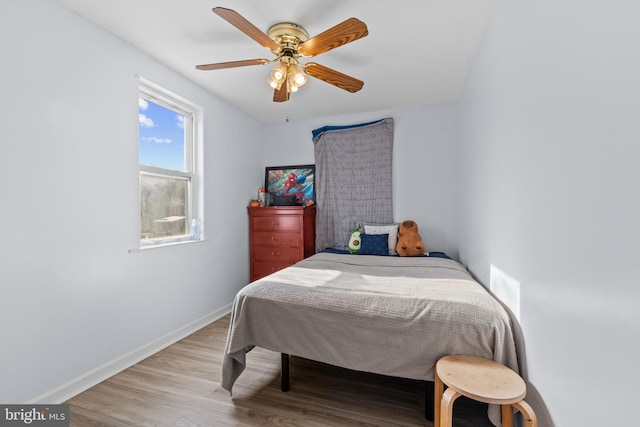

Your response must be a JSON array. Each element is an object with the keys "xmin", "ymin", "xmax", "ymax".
[{"xmin": 221, "ymin": 252, "xmax": 519, "ymax": 425}]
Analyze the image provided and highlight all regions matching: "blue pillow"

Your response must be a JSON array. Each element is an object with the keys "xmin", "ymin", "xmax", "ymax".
[{"xmin": 360, "ymin": 233, "xmax": 389, "ymax": 256}]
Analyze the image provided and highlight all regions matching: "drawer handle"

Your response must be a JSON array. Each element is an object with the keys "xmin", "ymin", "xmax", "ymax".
[
  {"xmin": 271, "ymin": 236, "xmax": 280, "ymax": 242},
  {"xmin": 271, "ymin": 251, "xmax": 280, "ymax": 257},
  {"xmin": 271, "ymin": 221, "xmax": 280, "ymax": 226}
]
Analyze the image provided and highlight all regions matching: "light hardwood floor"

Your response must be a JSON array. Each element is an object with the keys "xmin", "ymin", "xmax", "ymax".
[{"xmin": 67, "ymin": 314, "xmax": 493, "ymax": 426}]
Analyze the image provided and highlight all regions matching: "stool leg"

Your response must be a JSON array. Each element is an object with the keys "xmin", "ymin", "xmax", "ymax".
[
  {"xmin": 513, "ymin": 400, "xmax": 537, "ymax": 427},
  {"xmin": 440, "ymin": 387, "xmax": 461, "ymax": 427},
  {"xmin": 434, "ymin": 372, "xmax": 444, "ymax": 427},
  {"xmin": 501, "ymin": 404, "xmax": 513, "ymax": 427}
]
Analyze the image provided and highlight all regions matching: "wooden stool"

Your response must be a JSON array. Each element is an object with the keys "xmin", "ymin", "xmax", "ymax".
[{"xmin": 434, "ymin": 354, "xmax": 537, "ymax": 427}]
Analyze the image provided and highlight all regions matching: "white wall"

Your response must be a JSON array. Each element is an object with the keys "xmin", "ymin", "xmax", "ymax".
[
  {"xmin": 0, "ymin": 0, "xmax": 262, "ymax": 403},
  {"xmin": 261, "ymin": 105, "xmax": 460, "ymax": 258},
  {"xmin": 457, "ymin": 0, "xmax": 640, "ymax": 425}
]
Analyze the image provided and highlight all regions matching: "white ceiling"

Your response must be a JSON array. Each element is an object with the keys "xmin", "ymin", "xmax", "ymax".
[{"xmin": 62, "ymin": 0, "xmax": 497, "ymax": 123}]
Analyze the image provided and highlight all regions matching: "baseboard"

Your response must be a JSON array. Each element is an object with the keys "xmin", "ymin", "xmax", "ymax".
[{"xmin": 29, "ymin": 303, "xmax": 232, "ymax": 404}]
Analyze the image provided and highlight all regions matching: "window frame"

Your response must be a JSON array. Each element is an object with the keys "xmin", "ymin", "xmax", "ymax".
[{"xmin": 138, "ymin": 77, "xmax": 203, "ymax": 247}]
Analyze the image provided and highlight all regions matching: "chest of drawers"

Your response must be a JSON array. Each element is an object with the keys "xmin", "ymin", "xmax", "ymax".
[{"xmin": 248, "ymin": 205, "xmax": 316, "ymax": 282}]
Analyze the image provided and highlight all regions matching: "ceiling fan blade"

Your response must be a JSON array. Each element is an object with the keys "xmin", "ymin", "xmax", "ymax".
[
  {"xmin": 273, "ymin": 83, "xmax": 290, "ymax": 103},
  {"xmin": 305, "ymin": 62, "xmax": 364, "ymax": 93},
  {"xmin": 196, "ymin": 59, "xmax": 270, "ymax": 71},
  {"xmin": 212, "ymin": 7, "xmax": 280, "ymax": 53},
  {"xmin": 298, "ymin": 18, "xmax": 368, "ymax": 57}
]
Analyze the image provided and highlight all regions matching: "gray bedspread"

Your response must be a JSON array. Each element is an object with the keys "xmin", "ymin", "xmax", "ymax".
[{"xmin": 221, "ymin": 253, "xmax": 518, "ymax": 424}]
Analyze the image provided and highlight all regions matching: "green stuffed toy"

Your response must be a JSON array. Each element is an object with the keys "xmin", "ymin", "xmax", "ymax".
[{"xmin": 348, "ymin": 226, "xmax": 361, "ymax": 254}]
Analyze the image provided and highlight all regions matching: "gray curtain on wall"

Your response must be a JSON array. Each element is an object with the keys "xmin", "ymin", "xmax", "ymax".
[{"xmin": 313, "ymin": 117, "xmax": 394, "ymax": 251}]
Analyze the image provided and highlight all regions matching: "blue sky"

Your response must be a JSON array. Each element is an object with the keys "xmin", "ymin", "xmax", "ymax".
[{"xmin": 138, "ymin": 98, "xmax": 185, "ymax": 171}]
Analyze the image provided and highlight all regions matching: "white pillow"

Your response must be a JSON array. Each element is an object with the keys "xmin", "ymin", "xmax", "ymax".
[{"xmin": 363, "ymin": 223, "xmax": 399, "ymax": 255}]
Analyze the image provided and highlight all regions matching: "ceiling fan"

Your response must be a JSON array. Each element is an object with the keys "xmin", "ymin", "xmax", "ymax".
[{"xmin": 196, "ymin": 7, "xmax": 369, "ymax": 102}]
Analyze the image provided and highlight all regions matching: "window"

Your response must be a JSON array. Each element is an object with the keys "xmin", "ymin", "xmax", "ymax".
[{"xmin": 138, "ymin": 78, "xmax": 202, "ymax": 246}]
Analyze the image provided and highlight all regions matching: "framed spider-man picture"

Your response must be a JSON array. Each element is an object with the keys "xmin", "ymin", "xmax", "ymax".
[{"xmin": 264, "ymin": 164, "xmax": 315, "ymax": 206}]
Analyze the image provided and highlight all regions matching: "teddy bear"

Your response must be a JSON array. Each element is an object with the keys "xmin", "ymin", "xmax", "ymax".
[{"xmin": 396, "ymin": 220, "xmax": 426, "ymax": 256}]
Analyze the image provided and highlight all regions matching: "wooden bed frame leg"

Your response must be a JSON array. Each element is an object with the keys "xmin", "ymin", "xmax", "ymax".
[
  {"xmin": 425, "ymin": 381, "xmax": 434, "ymax": 421},
  {"xmin": 281, "ymin": 353, "xmax": 290, "ymax": 392}
]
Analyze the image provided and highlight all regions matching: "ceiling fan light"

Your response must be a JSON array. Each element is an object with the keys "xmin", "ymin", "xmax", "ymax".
[
  {"xmin": 286, "ymin": 63, "xmax": 307, "ymax": 89},
  {"xmin": 271, "ymin": 69, "xmax": 284, "ymax": 81},
  {"xmin": 293, "ymin": 72, "xmax": 307, "ymax": 87},
  {"xmin": 270, "ymin": 62, "xmax": 287, "ymax": 81},
  {"xmin": 268, "ymin": 61, "xmax": 288, "ymax": 89},
  {"xmin": 268, "ymin": 77, "xmax": 280, "ymax": 89}
]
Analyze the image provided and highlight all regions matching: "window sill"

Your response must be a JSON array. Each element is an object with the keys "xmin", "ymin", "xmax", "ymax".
[{"xmin": 129, "ymin": 238, "xmax": 208, "ymax": 253}]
